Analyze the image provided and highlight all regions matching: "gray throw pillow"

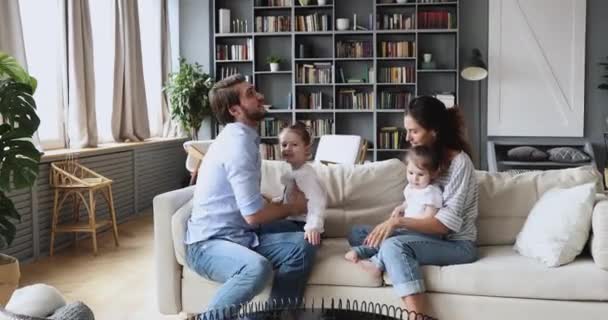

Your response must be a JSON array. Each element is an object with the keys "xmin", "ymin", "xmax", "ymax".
[
  {"xmin": 506, "ymin": 146, "xmax": 548, "ymax": 161},
  {"xmin": 547, "ymin": 147, "xmax": 590, "ymax": 163}
]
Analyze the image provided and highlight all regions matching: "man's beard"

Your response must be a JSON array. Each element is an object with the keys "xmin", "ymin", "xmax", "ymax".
[{"xmin": 242, "ymin": 106, "xmax": 266, "ymax": 122}]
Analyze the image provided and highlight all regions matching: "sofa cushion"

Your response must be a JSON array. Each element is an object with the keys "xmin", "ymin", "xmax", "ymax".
[
  {"xmin": 476, "ymin": 166, "xmax": 601, "ymax": 245},
  {"xmin": 172, "ymin": 200, "xmax": 193, "ymax": 266},
  {"xmin": 420, "ymin": 246, "xmax": 608, "ymax": 301},
  {"xmin": 506, "ymin": 146, "xmax": 548, "ymax": 161},
  {"xmin": 591, "ymin": 196, "xmax": 608, "ymax": 270},
  {"xmin": 514, "ymin": 183, "xmax": 595, "ymax": 267},
  {"xmin": 182, "ymin": 238, "xmax": 382, "ymax": 288}
]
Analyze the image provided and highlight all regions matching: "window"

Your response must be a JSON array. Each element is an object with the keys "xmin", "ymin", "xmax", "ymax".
[
  {"xmin": 90, "ymin": 0, "xmax": 116, "ymax": 143},
  {"xmin": 19, "ymin": 0, "xmax": 65, "ymax": 149}
]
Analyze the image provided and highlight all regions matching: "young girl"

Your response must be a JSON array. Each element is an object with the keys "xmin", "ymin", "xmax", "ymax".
[
  {"xmin": 344, "ymin": 145, "xmax": 443, "ymax": 273},
  {"xmin": 273, "ymin": 122, "xmax": 327, "ymax": 246}
]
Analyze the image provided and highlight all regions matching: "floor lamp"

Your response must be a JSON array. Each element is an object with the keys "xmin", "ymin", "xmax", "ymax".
[{"xmin": 461, "ymin": 48, "xmax": 488, "ymax": 167}]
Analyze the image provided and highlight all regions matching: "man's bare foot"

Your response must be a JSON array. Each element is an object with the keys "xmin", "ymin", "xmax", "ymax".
[
  {"xmin": 344, "ymin": 250, "xmax": 359, "ymax": 263},
  {"xmin": 358, "ymin": 259, "xmax": 382, "ymax": 278}
]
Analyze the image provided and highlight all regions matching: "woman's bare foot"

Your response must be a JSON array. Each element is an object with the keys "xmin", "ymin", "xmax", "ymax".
[
  {"xmin": 344, "ymin": 250, "xmax": 359, "ymax": 263},
  {"xmin": 358, "ymin": 259, "xmax": 382, "ymax": 278}
]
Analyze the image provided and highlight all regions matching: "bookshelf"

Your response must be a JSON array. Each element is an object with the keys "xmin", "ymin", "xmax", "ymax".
[{"xmin": 213, "ymin": 0, "xmax": 459, "ymax": 161}]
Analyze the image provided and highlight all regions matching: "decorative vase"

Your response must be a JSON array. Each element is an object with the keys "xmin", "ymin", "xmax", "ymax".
[
  {"xmin": 298, "ymin": 0, "xmax": 310, "ymax": 6},
  {"xmin": 0, "ymin": 253, "xmax": 20, "ymax": 305},
  {"xmin": 318, "ymin": 0, "xmax": 327, "ymax": 5},
  {"xmin": 396, "ymin": 0, "xmax": 408, "ymax": 3},
  {"xmin": 270, "ymin": 63, "xmax": 280, "ymax": 72},
  {"xmin": 336, "ymin": 18, "xmax": 350, "ymax": 31}
]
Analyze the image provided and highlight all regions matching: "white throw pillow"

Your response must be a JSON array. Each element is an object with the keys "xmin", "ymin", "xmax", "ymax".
[
  {"xmin": 5, "ymin": 284, "xmax": 66, "ymax": 317},
  {"xmin": 514, "ymin": 183, "xmax": 595, "ymax": 267}
]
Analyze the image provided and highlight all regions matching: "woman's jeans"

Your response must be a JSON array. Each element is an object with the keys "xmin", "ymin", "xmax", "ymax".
[
  {"xmin": 348, "ymin": 225, "xmax": 477, "ymax": 297},
  {"xmin": 186, "ymin": 220, "xmax": 317, "ymax": 317}
]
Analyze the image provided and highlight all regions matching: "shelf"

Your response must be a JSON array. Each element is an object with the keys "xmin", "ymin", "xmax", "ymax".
[
  {"xmin": 377, "ymin": 149, "xmax": 407, "ymax": 152},
  {"xmin": 335, "ymin": 57, "xmax": 374, "ymax": 61},
  {"xmin": 295, "ymin": 83, "xmax": 334, "ymax": 86},
  {"xmin": 335, "ymin": 83, "xmax": 373, "ymax": 86},
  {"xmin": 295, "ymin": 58, "xmax": 333, "ymax": 61},
  {"xmin": 294, "ymin": 31, "xmax": 333, "ymax": 35},
  {"xmin": 255, "ymin": 71, "xmax": 293, "ymax": 74},
  {"xmin": 377, "ymin": 82, "xmax": 416, "ymax": 86},
  {"xmin": 417, "ymin": 29, "xmax": 458, "ymax": 33},
  {"xmin": 254, "ymin": 32, "xmax": 292, "ymax": 37},
  {"xmin": 266, "ymin": 109, "xmax": 293, "ymax": 113},
  {"xmin": 334, "ymin": 30, "xmax": 373, "ymax": 35},
  {"xmin": 254, "ymin": 6, "xmax": 292, "ymax": 10},
  {"xmin": 260, "ymin": 136, "xmax": 279, "ymax": 139},
  {"xmin": 334, "ymin": 109, "xmax": 374, "ymax": 113},
  {"xmin": 376, "ymin": 30, "xmax": 416, "ymax": 34},
  {"xmin": 376, "ymin": 3, "xmax": 417, "ymax": 7},
  {"xmin": 417, "ymin": 1, "xmax": 458, "ymax": 6},
  {"xmin": 417, "ymin": 69, "xmax": 458, "ymax": 73},
  {"xmin": 377, "ymin": 109, "xmax": 405, "ymax": 113},
  {"xmin": 376, "ymin": 57, "xmax": 416, "ymax": 61},
  {"xmin": 215, "ymin": 33, "xmax": 252, "ymax": 38},
  {"xmin": 295, "ymin": 109, "xmax": 334, "ymax": 113},
  {"xmin": 294, "ymin": 5, "xmax": 334, "ymax": 9},
  {"xmin": 216, "ymin": 60, "xmax": 253, "ymax": 63},
  {"xmin": 498, "ymin": 161, "xmax": 583, "ymax": 168}
]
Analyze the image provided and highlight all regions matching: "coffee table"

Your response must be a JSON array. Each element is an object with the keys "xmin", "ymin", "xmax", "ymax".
[{"xmin": 199, "ymin": 298, "xmax": 436, "ymax": 320}]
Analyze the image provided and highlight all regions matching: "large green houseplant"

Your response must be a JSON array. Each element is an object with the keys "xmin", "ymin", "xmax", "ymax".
[
  {"xmin": 0, "ymin": 52, "xmax": 41, "ymax": 305},
  {"xmin": 163, "ymin": 58, "xmax": 214, "ymax": 139}
]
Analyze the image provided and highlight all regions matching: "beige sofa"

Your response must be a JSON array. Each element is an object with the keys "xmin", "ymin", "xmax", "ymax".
[{"xmin": 154, "ymin": 159, "xmax": 608, "ymax": 320}]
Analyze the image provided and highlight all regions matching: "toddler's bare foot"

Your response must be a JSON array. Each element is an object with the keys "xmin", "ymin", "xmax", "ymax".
[
  {"xmin": 344, "ymin": 250, "xmax": 359, "ymax": 263},
  {"xmin": 358, "ymin": 259, "xmax": 382, "ymax": 278}
]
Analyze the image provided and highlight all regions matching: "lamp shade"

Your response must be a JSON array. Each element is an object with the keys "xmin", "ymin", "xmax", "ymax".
[{"xmin": 461, "ymin": 48, "xmax": 488, "ymax": 81}]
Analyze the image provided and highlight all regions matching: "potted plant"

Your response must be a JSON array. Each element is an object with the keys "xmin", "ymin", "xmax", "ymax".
[
  {"xmin": 0, "ymin": 52, "xmax": 41, "ymax": 305},
  {"xmin": 267, "ymin": 55, "xmax": 282, "ymax": 72},
  {"xmin": 163, "ymin": 58, "xmax": 215, "ymax": 139}
]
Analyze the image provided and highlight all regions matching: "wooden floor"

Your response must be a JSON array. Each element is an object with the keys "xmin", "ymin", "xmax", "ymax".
[{"xmin": 19, "ymin": 211, "xmax": 180, "ymax": 320}]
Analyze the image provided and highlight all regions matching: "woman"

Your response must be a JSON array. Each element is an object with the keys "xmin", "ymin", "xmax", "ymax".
[{"xmin": 346, "ymin": 96, "xmax": 479, "ymax": 316}]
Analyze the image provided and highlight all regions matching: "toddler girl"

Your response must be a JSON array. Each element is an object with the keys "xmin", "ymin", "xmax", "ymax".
[
  {"xmin": 273, "ymin": 122, "xmax": 327, "ymax": 245},
  {"xmin": 344, "ymin": 145, "xmax": 443, "ymax": 273}
]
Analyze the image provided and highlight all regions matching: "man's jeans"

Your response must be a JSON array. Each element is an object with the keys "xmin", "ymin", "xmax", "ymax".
[
  {"xmin": 348, "ymin": 225, "xmax": 477, "ymax": 297},
  {"xmin": 186, "ymin": 220, "xmax": 317, "ymax": 314}
]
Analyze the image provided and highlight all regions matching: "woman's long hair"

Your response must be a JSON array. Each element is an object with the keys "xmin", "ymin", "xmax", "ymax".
[{"xmin": 405, "ymin": 96, "xmax": 472, "ymax": 169}]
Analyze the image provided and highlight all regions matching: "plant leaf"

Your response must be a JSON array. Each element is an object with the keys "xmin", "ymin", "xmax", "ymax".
[
  {"xmin": 0, "ymin": 191, "xmax": 20, "ymax": 247},
  {"xmin": 0, "ymin": 52, "xmax": 37, "ymax": 91},
  {"xmin": 0, "ymin": 80, "xmax": 40, "ymax": 136}
]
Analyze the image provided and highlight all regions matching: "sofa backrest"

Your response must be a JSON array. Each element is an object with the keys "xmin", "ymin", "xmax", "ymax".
[
  {"xmin": 476, "ymin": 166, "xmax": 602, "ymax": 245},
  {"xmin": 261, "ymin": 159, "xmax": 407, "ymax": 237}
]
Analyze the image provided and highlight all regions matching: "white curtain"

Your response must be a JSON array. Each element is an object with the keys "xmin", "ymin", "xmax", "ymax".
[
  {"xmin": 111, "ymin": 0, "xmax": 150, "ymax": 142},
  {"xmin": 0, "ymin": 0, "xmax": 43, "ymax": 150},
  {"xmin": 66, "ymin": 0, "xmax": 98, "ymax": 148},
  {"xmin": 161, "ymin": 0, "xmax": 178, "ymax": 137}
]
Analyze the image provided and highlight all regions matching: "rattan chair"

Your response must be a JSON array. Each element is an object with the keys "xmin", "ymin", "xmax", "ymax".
[{"xmin": 49, "ymin": 160, "xmax": 119, "ymax": 256}]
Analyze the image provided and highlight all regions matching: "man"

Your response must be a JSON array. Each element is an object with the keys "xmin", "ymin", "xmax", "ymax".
[{"xmin": 185, "ymin": 74, "xmax": 317, "ymax": 316}]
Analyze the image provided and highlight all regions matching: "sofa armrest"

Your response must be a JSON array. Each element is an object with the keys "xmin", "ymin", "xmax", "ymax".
[
  {"xmin": 591, "ymin": 196, "xmax": 608, "ymax": 270},
  {"xmin": 153, "ymin": 186, "xmax": 195, "ymax": 314}
]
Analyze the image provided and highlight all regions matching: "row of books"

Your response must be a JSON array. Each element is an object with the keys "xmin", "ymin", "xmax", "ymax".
[
  {"xmin": 336, "ymin": 41, "xmax": 373, "ymax": 59},
  {"xmin": 255, "ymin": 16, "xmax": 291, "ymax": 32},
  {"xmin": 377, "ymin": 13, "xmax": 415, "ymax": 30},
  {"xmin": 378, "ymin": 127, "xmax": 406, "ymax": 150},
  {"xmin": 216, "ymin": 40, "xmax": 252, "ymax": 61},
  {"xmin": 418, "ymin": 11, "xmax": 456, "ymax": 29},
  {"xmin": 297, "ymin": 92, "xmax": 330, "ymax": 110},
  {"xmin": 378, "ymin": 66, "xmax": 416, "ymax": 84},
  {"xmin": 217, "ymin": 67, "xmax": 240, "ymax": 81},
  {"xmin": 378, "ymin": 41, "xmax": 416, "ymax": 58},
  {"xmin": 260, "ymin": 143, "xmax": 282, "ymax": 160},
  {"xmin": 255, "ymin": 0, "xmax": 292, "ymax": 6},
  {"xmin": 296, "ymin": 63, "xmax": 332, "ymax": 84},
  {"xmin": 259, "ymin": 118, "xmax": 290, "ymax": 137},
  {"xmin": 336, "ymin": 90, "xmax": 374, "ymax": 110},
  {"xmin": 299, "ymin": 119, "xmax": 333, "ymax": 136},
  {"xmin": 378, "ymin": 91, "xmax": 413, "ymax": 110},
  {"xmin": 295, "ymin": 13, "xmax": 331, "ymax": 32}
]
